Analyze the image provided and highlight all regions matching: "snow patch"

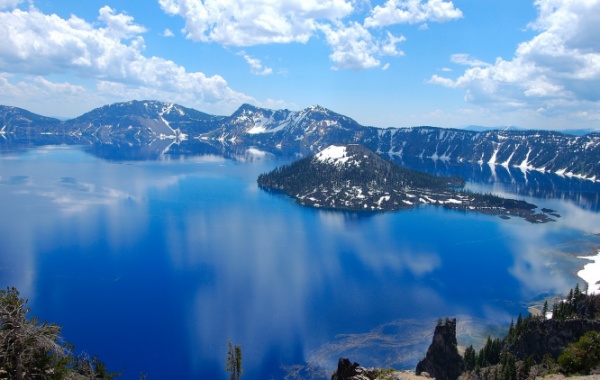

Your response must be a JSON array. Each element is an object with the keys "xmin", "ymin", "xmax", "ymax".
[
  {"xmin": 315, "ymin": 145, "xmax": 350, "ymax": 166},
  {"xmin": 488, "ymin": 144, "xmax": 500, "ymax": 165},
  {"xmin": 578, "ymin": 251, "xmax": 600, "ymax": 295}
]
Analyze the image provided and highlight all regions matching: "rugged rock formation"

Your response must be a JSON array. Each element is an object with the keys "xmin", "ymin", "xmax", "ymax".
[
  {"xmin": 416, "ymin": 319, "xmax": 464, "ymax": 380},
  {"xmin": 332, "ymin": 358, "xmax": 362, "ymax": 380}
]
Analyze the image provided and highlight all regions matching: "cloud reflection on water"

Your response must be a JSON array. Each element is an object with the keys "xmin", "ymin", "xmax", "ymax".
[{"xmin": 2, "ymin": 147, "xmax": 600, "ymax": 378}]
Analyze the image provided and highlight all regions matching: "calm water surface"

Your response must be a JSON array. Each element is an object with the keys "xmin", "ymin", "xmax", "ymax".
[{"xmin": 1, "ymin": 145, "xmax": 600, "ymax": 379}]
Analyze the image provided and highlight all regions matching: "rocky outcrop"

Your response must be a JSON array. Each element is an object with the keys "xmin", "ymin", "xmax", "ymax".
[
  {"xmin": 330, "ymin": 358, "xmax": 409, "ymax": 380},
  {"xmin": 332, "ymin": 358, "xmax": 363, "ymax": 380},
  {"xmin": 505, "ymin": 318, "xmax": 600, "ymax": 362},
  {"xmin": 416, "ymin": 319, "xmax": 464, "ymax": 380}
]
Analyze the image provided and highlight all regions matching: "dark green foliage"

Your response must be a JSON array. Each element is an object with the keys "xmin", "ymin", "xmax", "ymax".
[
  {"xmin": 461, "ymin": 287, "xmax": 600, "ymax": 380},
  {"xmin": 477, "ymin": 337, "xmax": 502, "ymax": 367},
  {"xmin": 551, "ymin": 285, "xmax": 600, "ymax": 320},
  {"xmin": 499, "ymin": 353, "xmax": 516, "ymax": 380},
  {"xmin": 257, "ymin": 147, "xmax": 461, "ymax": 198},
  {"xmin": 542, "ymin": 301, "xmax": 548, "ymax": 320},
  {"xmin": 558, "ymin": 331, "xmax": 600, "ymax": 375},
  {"xmin": 464, "ymin": 346, "xmax": 477, "ymax": 371}
]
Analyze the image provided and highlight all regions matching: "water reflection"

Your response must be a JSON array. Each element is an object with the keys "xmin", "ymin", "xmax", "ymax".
[
  {"xmin": 0, "ymin": 146, "xmax": 600, "ymax": 379},
  {"xmin": 388, "ymin": 156, "xmax": 600, "ymax": 212}
]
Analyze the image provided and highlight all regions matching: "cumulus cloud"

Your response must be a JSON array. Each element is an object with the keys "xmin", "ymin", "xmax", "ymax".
[
  {"xmin": 158, "ymin": 0, "xmax": 435, "ymax": 70},
  {"xmin": 364, "ymin": 0, "xmax": 463, "ymax": 27},
  {"xmin": 158, "ymin": 0, "xmax": 354, "ymax": 46},
  {"xmin": 237, "ymin": 52, "xmax": 273, "ymax": 76},
  {"xmin": 320, "ymin": 22, "xmax": 405, "ymax": 70},
  {"xmin": 0, "ymin": 5, "xmax": 255, "ymax": 114},
  {"xmin": 163, "ymin": 28, "xmax": 175, "ymax": 37},
  {"xmin": 320, "ymin": 22, "xmax": 380, "ymax": 70},
  {"xmin": 429, "ymin": 0, "xmax": 600, "ymax": 120}
]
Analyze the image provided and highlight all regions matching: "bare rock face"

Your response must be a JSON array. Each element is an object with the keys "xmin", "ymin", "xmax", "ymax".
[
  {"xmin": 416, "ymin": 319, "xmax": 464, "ymax": 380},
  {"xmin": 331, "ymin": 358, "xmax": 362, "ymax": 380}
]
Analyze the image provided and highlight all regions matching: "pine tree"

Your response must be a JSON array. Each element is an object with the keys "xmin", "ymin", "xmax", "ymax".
[
  {"xmin": 464, "ymin": 345, "xmax": 477, "ymax": 371},
  {"xmin": 226, "ymin": 340, "xmax": 243, "ymax": 380},
  {"xmin": 0, "ymin": 287, "xmax": 66, "ymax": 380},
  {"xmin": 542, "ymin": 301, "xmax": 548, "ymax": 319}
]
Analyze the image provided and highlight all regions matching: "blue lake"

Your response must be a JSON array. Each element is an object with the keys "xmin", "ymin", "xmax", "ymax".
[{"xmin": 1, "ymin": 145, "xmax": 600, "ymax": 379}]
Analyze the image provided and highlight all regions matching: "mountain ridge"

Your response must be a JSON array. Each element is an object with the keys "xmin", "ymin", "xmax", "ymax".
[{"xmin": 2, "ymin": 100, "xmax": 600, "ymax": 181}]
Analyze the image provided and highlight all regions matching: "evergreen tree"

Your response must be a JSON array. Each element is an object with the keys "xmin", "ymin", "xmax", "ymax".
[
  {"xmin": 464, "ymin": 345, "xmax": 477, "ymax": 371},
  {"xmin": 558, "ymin": 331, "xmax": 600, "ymax": 375},
  {"xmin": 0, "ymin": 287, "xmax": 66, "ymax": 380},
  {"xmin": 542, "ymin": 301, "xmax": 548, "ymax": 320},
  {"xmin": 226, "ymin": 340, "xmax": 243, "ymax": 380},
  {"xmin": 0, "ymin": 286, "xmax": 118, "ymax": 379}
]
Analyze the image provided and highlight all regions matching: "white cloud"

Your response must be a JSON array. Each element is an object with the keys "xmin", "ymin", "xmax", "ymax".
[
  {"xmin": 320, "ymin": 22, "xmax": 405, "ymax": 70},
  {"xmin": 382, "ymin": 63, "xmax": 390, "ymax": 70},
  {"xmin": 0, "ymin": 0, "xmax": 22, "ymax": 10},
  {"xmin": 0, "ymin": 74, "xmax": 86, "ymax": 98},
  {"xmin": 163, "ymin": 28, "xmax": 175, "ymax": 37},
  {"xmin": 0, "ymin": 6, "xmax": 256, "ymax": 115},
  {"xmin": 364, "ymin": 0, "xmax": 463, "ymax": 27},
  {"xmin": 450, "ymin": 53, "xmax": 490, "ymax": 67},
  {"xmin": 158, "ymin": 0, "xmax": 354, "ymax": 46},
  {"xmin": 157, "ymin": 0, "xmax": 465, "ymax": 71},
  {"xmin": 0, "ymin": 74, "xmax": 102, "ymax": 117},
  {"xmin": 381, "ymin": 31, "xmax": 406, "ymax": 56},
  {"xmin": 237, "ymin": 52, "xmax": 273, "ymax": 76},
  {"xmin": 320, "ymin": 22, "xmax": 380, "ymax": 70},
  {"xmin": 429, "ymin": 0, "xmax": 600, "ymax": 122},
  {"xmin": 97, "ymin": 6, "xmax": 146, "ymax": 39}
]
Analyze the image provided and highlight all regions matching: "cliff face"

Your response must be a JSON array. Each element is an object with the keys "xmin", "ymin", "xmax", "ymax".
[
  {"xmin": 505, "ymin": 318, "xmax": 600, "ymax": 361},
  {"xmin": 416, "ymin": 319, "xmax": 464, "ymax": 380}
]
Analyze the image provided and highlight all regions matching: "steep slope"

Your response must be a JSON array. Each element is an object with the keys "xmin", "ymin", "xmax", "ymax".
[
  {"xmin": 0, "ymin": 105, "xmax": 63, "ymax": 135},
  {"xmin": 372, "ymin": 128, "xmax": 600, "ymax": 181},
  {"xmin": 416, "ymin": 319, "xmax": 464, "ymax": 380},
  {"xmin": 203, "ymin": 103, "xmax": 368, "ymax": 149},
  {"xmin": 65, "ymin": 100, "xmax": 220, "ymax": 141}
]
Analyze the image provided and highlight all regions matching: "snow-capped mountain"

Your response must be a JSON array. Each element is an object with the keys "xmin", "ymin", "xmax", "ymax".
[
  {"xmin": 2, "ymin": 100, "xmax": 600, "ymax": 181},
  {"xmin": 204, "ymin": 103, "xmax": 365, "ymax": 149},
  {"xmin": 372, "ymin": 127, "xmax": 600, "ymax": 181},
  {"xmin": 0, "ymin": 105, "xmax": 62, "ymax": 135},
  {"xmin": 66, "ymin": 100, "xmax": 222, "ymax": 141}
]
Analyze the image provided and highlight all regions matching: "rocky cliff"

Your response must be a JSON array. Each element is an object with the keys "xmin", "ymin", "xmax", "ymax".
[{"xmin": 416, "ymin": 319, "xmax": 464, "ymax": 380}]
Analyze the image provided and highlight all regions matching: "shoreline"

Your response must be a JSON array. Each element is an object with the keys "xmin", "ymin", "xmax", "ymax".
[{"xmin": 577, "ymin": 250, "xmax": 600, "ymax": 295}]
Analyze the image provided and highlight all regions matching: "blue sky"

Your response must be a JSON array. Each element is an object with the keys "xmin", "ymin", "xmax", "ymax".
[{"xmin": 0, "ymin": 0, "xmax": 598, "ymax": 130}]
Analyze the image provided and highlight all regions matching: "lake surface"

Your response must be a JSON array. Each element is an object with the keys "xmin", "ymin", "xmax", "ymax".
[{"xmin": 1, "ymin": 144, "xmax": 600, "ymax": 379}]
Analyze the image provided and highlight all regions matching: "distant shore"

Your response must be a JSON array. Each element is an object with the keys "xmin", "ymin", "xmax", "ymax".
[{"xmin": 577, "ymin": 250, "xmax": 600, "ymax": 294}]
